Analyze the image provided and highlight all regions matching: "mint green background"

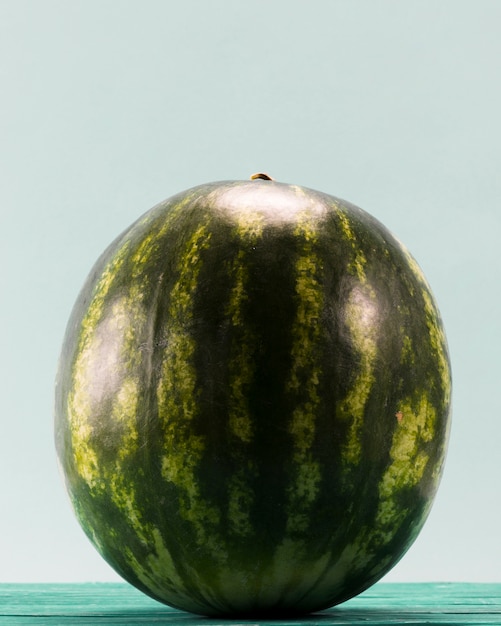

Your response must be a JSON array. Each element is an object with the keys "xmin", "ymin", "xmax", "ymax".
[{"xmin": 1, "ymin": 1, "xmax": 500, "ymax": 583}]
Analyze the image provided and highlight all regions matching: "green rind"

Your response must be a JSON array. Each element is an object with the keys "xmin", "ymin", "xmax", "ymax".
[{"xmin": 55, "ymin": 180, "xmax": 451, "ymax": 616}]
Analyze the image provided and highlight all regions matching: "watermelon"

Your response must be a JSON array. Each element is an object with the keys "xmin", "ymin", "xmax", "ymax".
[{"xmin": 54, "ymin": 176, "xmax": 451, "ymax": 617}]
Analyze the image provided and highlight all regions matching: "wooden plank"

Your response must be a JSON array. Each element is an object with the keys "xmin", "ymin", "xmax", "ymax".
[{"xmin": 1, "ymin": 583, "xmax": 501, "ymax": 625}]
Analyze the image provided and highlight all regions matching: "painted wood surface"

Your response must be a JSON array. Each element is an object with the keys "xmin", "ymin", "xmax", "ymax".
[{"xmin": 1, "ymin": 583, "xmax": 501, "ymax": 625}]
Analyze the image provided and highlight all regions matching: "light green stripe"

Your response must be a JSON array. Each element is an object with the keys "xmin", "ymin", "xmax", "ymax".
[
  {"xmin": 399, "ymin": 244, "xmax": 452, "ymax": 404},
  {"xmin": 68, "ymin": 239, "xmax": 131, "ymax": 489},
  {"xmin": 338, "ymin": 284, "xmax": 379, "ymax": 465},
  {"xmin": 284, "ymin": 215, "xmax": 323, "ymax": 534},
  {"xmin": 337, "ymin": 210, "xmax": 368, "ymax": 284},
  {"xmin": 122, "ymin": 528, "xmax": 199, "ymax": 610},
  {"xmin": 157, "ymin": 222, "xmax": 222, "ymax": 552},
  {"xmin": 224, "ymin": 217, "xmax": 264, "ymax": 537},
  {"xmin": 316, "ymin": 394, "xmax": 438, "ymax": 585},
  {"xmin": 334, "ymin": 210, "xmax": 378, "ymax": 466},
  {"xmin": 373, "ymin": 394, "xmax": 436, "ymax": 543},
  {"xmin": 265, "ymin": 219, "xmax": 325, "ymax": 598},
  {"xmin": 226, "ymin": 248, "xmax": 259, "ymax": 445}
]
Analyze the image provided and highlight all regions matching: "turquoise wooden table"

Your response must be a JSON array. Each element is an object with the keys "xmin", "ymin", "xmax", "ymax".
[{"xmin": 1, "ymin": 583, "xmax": 501, "ymax": 625}]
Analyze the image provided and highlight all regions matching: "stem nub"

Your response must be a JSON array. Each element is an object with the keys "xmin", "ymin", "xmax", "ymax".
[{"xmin": 250, "ymin": 172, "xmax": 274, "ymax": 181}]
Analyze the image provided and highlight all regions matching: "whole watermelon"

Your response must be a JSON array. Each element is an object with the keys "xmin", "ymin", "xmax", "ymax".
[{"xmin": 55, "ymin": 175, "xmax": 451, "ymax": 617}]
